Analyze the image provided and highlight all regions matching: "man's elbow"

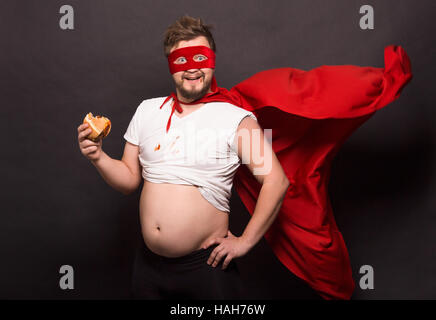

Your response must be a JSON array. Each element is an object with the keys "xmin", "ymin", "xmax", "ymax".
[
  {"xmin": 281, "ymin": 174, "xmax": 290, "ymax": 186},
  {"xmin": 281, "ymin": 176, "xmax": 290, "ymax": 193},
  {"xmin": 264, "ymin": 174, "xmax": 290, "ymax": 191},
  {"xmin": 121, "ymin": 186, "xmax": 136, "ymax": 196},
  {"xmin": 276, "ymin": 174, "xmax": 290, "ymax": 195},
  {"xmin": 121, "ymin": 188, "xmax": 131, "ymax": 196},
  {"xmin": 121, "ymin": 178, "xmax": 142, "ymax": 196}
]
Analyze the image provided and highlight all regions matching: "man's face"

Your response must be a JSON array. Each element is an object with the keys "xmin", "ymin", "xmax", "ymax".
[{"xmin": 169, "ymin": 36, "xmax": 214, "ymax": 102}]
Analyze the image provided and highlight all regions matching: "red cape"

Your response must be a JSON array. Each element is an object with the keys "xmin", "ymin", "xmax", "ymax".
[{"xmin": 163, "ymin": 45, "xmax": 412, "ymax": 299}]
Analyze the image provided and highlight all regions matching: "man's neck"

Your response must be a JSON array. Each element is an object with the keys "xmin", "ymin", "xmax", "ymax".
[
  {"xmin": 176, "ymin": 89, "xmax": 213, "ymax": 106},
  {"xmin": 178, "ymin": 96, "xmax": 198, "ymax": 105}
]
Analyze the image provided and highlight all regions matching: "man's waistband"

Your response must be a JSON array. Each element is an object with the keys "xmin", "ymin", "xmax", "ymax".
[{"xmin": 141, "ymin": 241, "xmax": 220, "ymax": 266}]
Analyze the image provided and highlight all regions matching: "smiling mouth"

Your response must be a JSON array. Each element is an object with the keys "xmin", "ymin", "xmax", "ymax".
[
  {"xmin": 183, "ymin": 75, "xmax": 203, "ymax": 85},
  {"xmin": 184, "ymin": 75, "xmax": 203, "ymax": 80}
]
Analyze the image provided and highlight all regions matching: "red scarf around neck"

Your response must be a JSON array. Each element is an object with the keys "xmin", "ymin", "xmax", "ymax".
[
  {"xmin": 159, "ymin": 75, "xmax": 242, "ymax": 132},
  {"xmin": 159, "ymin": 45, "xmax": 412, "ymax": 299}
]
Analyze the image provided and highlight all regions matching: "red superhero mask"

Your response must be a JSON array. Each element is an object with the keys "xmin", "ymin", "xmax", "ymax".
[{"xmin": 167, "ymin": 45, "xmax": 216, "ymax": 74}]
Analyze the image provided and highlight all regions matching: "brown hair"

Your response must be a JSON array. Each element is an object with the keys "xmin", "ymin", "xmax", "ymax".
[{"xmin": 163, "ymin": 15, "xmax": 216, "ymax": 57}]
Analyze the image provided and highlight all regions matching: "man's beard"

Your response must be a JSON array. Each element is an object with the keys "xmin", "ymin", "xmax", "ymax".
[{"xmin": 175, "ymin": 75, "xmax": 212, "ymax": 102}]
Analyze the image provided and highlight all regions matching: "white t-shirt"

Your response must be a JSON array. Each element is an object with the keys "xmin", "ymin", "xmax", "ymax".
[{"xmin": 123, "ymin": 96, "xmax": 257, "ymax": 213}]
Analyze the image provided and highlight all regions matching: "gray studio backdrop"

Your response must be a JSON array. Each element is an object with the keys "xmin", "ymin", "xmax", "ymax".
[{"xmin": 1, "ymin": 0, "xmax": 434, "ymax": 299}]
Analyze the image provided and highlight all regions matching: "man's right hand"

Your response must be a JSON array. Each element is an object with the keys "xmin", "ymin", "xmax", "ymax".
[{"xmin": 77, "ymin": 123, "xmax": 103, "ymax": 162}]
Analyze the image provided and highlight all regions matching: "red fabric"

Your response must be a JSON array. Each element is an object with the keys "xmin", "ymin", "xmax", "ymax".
[
  {"xmin": 159, "ymin": 92, "xmax": 183, "ymax": 132},
  {"xmin": 160, "ymin": 45, "xmax": 412, "ymax": 299}
]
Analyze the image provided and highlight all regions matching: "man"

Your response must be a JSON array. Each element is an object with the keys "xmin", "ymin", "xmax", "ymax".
[
  {"xmin": 78, "ymin": 14, "xmax": 412, "ymax": 300},
  {"xmin": 77, "ymin": 15, "xmax": 290, "ymax": 299}
]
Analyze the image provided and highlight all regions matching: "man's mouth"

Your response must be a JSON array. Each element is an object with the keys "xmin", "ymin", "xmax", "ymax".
[{"xmin": 184, "ymin": 75, "xmax": 203, "ymax": 84}]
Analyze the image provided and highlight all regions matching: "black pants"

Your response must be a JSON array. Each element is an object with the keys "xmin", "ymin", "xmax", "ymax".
[{"xmin": 131, "ymin": 241, "xmax": 246, "ymax": 299}]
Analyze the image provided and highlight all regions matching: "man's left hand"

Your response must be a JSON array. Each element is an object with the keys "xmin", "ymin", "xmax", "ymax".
[{"xmin": 203, "ymin": 230, "xmax": 251, "ymax": 270}]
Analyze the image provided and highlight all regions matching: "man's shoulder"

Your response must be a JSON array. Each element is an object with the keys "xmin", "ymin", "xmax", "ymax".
[
  {"xmin": 205, "ymin": 101, "xmax": 255, "ymax": 119},
  {"xmin": 139, "ymin": 96, "xmax": 168, "ymax": 108},
  {"xmin": 136, "ymin": 96, "xmax": 168, "ymax": 114}
]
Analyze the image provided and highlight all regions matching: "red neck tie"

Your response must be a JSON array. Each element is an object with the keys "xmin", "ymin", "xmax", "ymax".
[
  {"xmin": 159, "ymin": 76, "xmax": 221, "ymax": 133},
  {"xmin": 159, "ymin": 92, "xmax": 184, "ymax": 133}
]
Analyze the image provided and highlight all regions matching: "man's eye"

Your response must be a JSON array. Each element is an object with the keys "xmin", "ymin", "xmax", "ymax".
[
  {"xmin": 194, "ymin": 55, "xmax": 207, "ymax": 62},
  {"xmin": 174, "ymin": 57, "xmax": 187, "ymax": 64}
]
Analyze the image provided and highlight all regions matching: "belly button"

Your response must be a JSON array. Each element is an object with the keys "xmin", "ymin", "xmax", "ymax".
[{"xmin": 156, "ymin": 226, "xmax": 160, "ymax": 231}]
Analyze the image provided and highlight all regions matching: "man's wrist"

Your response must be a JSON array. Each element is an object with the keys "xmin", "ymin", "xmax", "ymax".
[
  {"xmin": 239, "ymin": 234, "xmax": 257, "ymax": 251},
  {"xmin": 91, "ymin": 151, "xmax": 106, "ymax": 167},
  {"xmin": 90, "ymin": 157, "xmax": 100, "ymax": 167}
]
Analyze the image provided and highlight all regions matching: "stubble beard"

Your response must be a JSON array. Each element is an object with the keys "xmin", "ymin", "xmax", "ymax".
[{"xmin": 176, "ymin": 75, "xmax": 212, "ymax": 102}]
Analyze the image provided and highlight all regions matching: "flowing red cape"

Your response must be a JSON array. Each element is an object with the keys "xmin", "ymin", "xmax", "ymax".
[{"xmin": 162, "ymin": 45, "xmax": 412, "ymax": 299}]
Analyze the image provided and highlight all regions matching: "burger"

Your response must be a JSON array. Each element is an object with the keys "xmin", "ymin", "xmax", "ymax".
[{"xmin": 83, "ymin": 112, "xmax": 111, "ymax": 142}]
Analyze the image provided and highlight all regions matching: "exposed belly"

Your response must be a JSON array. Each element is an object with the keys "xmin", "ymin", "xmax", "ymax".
[{"xmin": 139, "ymin": 180, "xmax": 228, "ymax": 257}]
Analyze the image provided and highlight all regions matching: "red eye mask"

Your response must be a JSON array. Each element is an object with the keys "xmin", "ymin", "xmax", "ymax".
[{"xmin": 167, "ymin": 45, "xmax": 216, "ymax": 74}]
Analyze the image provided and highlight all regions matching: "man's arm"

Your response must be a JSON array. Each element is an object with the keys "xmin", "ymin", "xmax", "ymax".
[
  {"xmin": 91, "ymin": 141, "xmax": 142, "ymax": 195},
  {"xmin": 204, "ymin": 116, "xmax": 290, "ymax": 269},
  {"xmin": 236, "ymin": 116, "xmax": 290, "ymax": 249},
  {"xmin": 78, "ymin": 123, "xmax": 142, "ymax": 195}
]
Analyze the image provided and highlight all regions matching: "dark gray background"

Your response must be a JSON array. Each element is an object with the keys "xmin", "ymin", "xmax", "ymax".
[{"xmin": 0, "ymin": 0, "xmax": 434, "ymax": 299}]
